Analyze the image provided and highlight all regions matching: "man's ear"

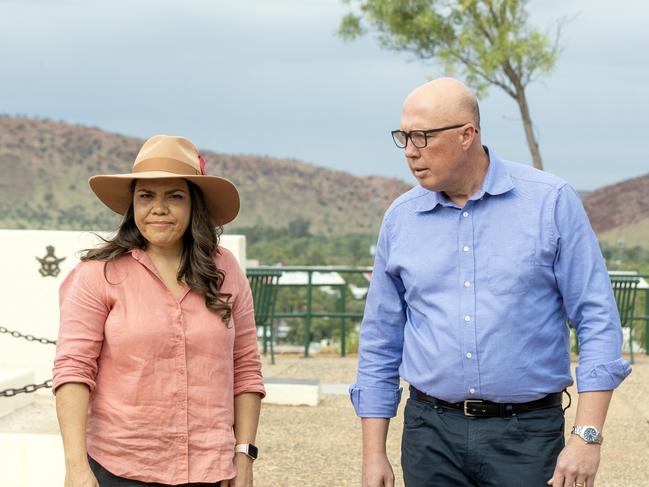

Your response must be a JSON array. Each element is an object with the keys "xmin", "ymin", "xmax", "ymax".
[{"xmin": 461, "ymin": 125, "xmax": 477, "ymax": 149}]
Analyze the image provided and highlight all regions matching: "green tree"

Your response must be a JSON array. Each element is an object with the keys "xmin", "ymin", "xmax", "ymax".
[
  {"xmin": 287, "ymin": 217, "xmax": 311, "ymax": 238},
  {"xmin": 339, "ymin": 0, "xmax": 565, "ymax": 170}
]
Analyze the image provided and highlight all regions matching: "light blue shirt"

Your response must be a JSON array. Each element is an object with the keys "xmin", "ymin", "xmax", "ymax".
[{"xmin": 350, "ymin": 148, "xmax": 631, "ymax": 418}]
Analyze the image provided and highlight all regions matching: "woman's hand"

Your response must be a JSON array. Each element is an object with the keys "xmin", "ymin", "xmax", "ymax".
[
  {"xmin": 221, "ymin": 453, "xmax": 254, "ymax": 487},
  {"xmin": 64, "ymin": 464, "xmax": 99, "ymax": 487}
]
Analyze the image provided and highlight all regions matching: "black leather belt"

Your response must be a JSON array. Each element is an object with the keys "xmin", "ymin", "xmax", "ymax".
[{"xmin": 409, "ymin": 386, "xmax": 563, "ymax": 417}]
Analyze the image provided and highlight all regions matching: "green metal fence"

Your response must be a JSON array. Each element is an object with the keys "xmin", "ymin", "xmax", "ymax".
[
  {"xmin": 246, "ymin": 268, "xmax": 282, "ymax": 364},
  {"xmin": 609, "ymin": 272, "xmax": 649, "ymax": 362},
  {"xmin": 251, "ymin": 266, "xmax": 371, "ymax": 358},
  {"xmin": 609, "ymin": 274, "xmax": 641, "ymax": 364},
  {"xmin": 251, "ymin": 267, "xmax": 649, "ymax": 360}
]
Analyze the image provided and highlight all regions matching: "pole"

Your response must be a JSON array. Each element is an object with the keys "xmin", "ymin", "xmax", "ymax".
[
  {"xmin": 340, "ymin": 285, "xmax": 347, "ymax": 357},
  {"xmin": 305, "ymin": 271, "xmax": 312, "ymax": 358}
]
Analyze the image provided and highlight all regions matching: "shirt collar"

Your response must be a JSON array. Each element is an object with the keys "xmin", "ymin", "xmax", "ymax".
[
  {"xmin": 413, "ymin": 146, "xmax": 515, "ymax": 213},
  {"xmin": 481, "ymin": 147, "xmax": 515, "ymax": 197},
  {"xmin": 128, "ymin": 247, "xmax": 157, "ymax": 274},
  {"xmin": 129, "ymin": 247, "xmax": 145, "ymax": 261}
]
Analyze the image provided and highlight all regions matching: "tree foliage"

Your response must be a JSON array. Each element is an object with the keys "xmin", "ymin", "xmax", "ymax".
[
  {"xmin": 339, "ymin": 0, "xmax": 565, "ymax": 170},
  {"xmin": 232, "ymin": 220, "xmax": 376, "ymax": 266}
]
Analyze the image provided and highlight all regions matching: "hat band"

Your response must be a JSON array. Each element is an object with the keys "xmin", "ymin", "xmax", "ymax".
[{"xmin": 133, "ymin": 158, "xmax": 201, "ymax": 175}]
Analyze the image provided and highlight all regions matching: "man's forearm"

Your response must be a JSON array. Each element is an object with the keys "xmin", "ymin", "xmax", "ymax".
[
  {"xmin": 362, "ymin": 418, "xmax": 390, "ymax": 455},
  {"xmin": 55, "ymin": 383, "xmax": 91, "ymax": 468},
  {"xmin": 572, "ymin": 390, "xmax": 613, "ymax": 432}
]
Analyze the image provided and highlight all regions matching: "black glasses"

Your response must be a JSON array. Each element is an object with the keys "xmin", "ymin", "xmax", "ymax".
[{"xmin": 391, "ymin": 123, "xmax": 471, "ymax": 148}]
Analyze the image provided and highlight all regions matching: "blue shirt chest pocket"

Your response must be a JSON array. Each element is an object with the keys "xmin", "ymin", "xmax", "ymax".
[{"xmin": 487, "ymin": 245, "xmax": 536, "ymax": 296}]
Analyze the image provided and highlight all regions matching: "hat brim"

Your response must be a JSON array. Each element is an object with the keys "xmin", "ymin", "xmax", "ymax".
[{"xmin": 89, "ymin": 171, "xmax": 240, "ymax": 226}]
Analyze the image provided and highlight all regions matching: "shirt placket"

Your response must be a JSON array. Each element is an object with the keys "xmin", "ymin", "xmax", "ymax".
[
  {"xmin": 459, "ymin": 205, "xmax": 480, "ymax": 398},
  {"xmin": 173, "ymin": 302, "xmax": 190, "ymax": 484}
]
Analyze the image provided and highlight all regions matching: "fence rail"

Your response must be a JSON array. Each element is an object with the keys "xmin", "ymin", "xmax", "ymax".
[
  {"xmin": 619, "ymin": 273, "xmax": 649, "ymax": 357},
  {"xmin": 256, "ymin": 267, "xmax": 649, "ymax": 359},
  {"xmin": 253, "ymin": 266, "xmax": 371, "ymax": 357}
]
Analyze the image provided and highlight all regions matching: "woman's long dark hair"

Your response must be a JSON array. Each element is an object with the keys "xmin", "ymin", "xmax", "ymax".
[{"xmin": 83, "ymin": 180, "xmax": 233, "ymax": 323}]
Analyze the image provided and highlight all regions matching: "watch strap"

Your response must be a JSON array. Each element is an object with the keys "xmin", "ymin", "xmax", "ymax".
[
  {"xmin": 571, "ymin": 425, "xmax": 603, "ymax": 444},
  {"xmin": 235, "ymin": 443, "xmax": 258, "ymax": 460}
]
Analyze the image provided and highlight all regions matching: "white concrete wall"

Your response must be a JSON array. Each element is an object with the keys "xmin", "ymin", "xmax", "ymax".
[
  {"xmin": 0, "ymin": 369, "xmax": 34, "ymax": 419},
  {"xmin": 264, "ymin": 378, "xmax": 320, "ymax": 407},
  {"xmin": 0, "ymin": 229, "xmax": 246, "ymax": 389},
  {"xmin": 0, "ymin": 433, "xmax": 64, "ymax": 487}
]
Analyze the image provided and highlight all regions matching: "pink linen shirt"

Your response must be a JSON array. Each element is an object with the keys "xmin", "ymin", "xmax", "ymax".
[{"xmin": 53, "ymin": 247, "xmax": 265, "ymax": 485}]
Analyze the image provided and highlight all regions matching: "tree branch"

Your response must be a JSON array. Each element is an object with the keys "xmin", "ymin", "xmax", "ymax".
[{"xmin": 449, "ymin": 51, "xmax": 516, "ymax": 98}]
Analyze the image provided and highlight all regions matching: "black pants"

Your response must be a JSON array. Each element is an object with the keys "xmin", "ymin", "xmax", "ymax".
[
  {"xmin": 88, "ymin": 456, "xmax": 222, "ymax": 487},
  {"xmin": 401, "ymin": 398, "xmax": 565, "ymax": 487}
]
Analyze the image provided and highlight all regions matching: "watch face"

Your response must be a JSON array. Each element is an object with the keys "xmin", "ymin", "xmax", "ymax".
[
  {"xmin": 248, "ymin": 444, "xmax": 258, "ymax": 459},
  {"xmin": 583, "ymin": 427, "xmax": 598, "ymax": 442}
]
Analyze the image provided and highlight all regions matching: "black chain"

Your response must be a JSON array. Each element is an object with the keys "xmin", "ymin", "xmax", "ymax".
[
  {"xmin": 0, "ymin": 326, "xmax": 56, "ymax": 398},
  {"xmin": 0, "ymin": 326, "xmax": 56, "ymax": 345},
  {"xmin": 0, "ymin": 379, "xmax": 53, "ymax": 397}
]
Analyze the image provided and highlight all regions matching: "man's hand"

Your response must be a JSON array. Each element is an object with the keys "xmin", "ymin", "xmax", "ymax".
[
  {"xmin": 547, "ymin": 435, "xmax": 601, "ymax": 487},
  {"xmin": 221, "ymin": 453, "xmax": 253, "ymax": 487},
  {"xmin": 361, "ymin": 418, "xmax": 393, "ymax": 487},
  {"xmin": 363, "ymin": 451, "xmax": 395, "ymax": 487}
]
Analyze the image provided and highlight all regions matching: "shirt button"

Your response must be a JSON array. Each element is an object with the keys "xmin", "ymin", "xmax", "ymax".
[
  {"xmin": 464, "ymin": 315, "xmax": 471, "ymax": 322},
  {"xmin": 463, "ymin": 211, "xmax": 469, "ymax": 218},
  {"xmin": 466, "ymin": 352, "xmax": 472, "ymax": 359},
  {"xmin": 463, "ymin": 246, "xmax": 470, "ymax": 252},
  {"xmin": 469, "ymin": 388, "xmax": 476, "ymax": 394},
  {"xmin": 179, "ymin": 435, "xmax": 187, "ymax": 442},
  {"xmin": 464, "ymin": 281, "xmax": 471, "ymax": 287}
]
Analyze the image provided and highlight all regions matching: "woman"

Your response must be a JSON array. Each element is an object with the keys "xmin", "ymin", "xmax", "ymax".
[{"xmin": 53, "ymin": 135, "xmax": 265, "ymax": 487}]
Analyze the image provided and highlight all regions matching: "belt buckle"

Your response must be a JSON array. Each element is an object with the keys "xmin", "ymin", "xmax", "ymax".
[{"xmin": 463, "ymin": 399, "xmax": 484, "ymax": 416}]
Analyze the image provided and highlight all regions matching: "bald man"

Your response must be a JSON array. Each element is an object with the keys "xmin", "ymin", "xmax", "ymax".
[{"xmin": 350, "ymin": 78, "xmax": 630, "ymax": 487}]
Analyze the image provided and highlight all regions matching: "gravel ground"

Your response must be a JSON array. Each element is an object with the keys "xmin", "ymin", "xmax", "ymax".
[{"xmin": 1, "ymin": 353, "xmax": 647, "ymax": 486}]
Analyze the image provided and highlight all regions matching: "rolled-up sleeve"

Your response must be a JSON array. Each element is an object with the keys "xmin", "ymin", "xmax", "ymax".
[
  {"xmin": 52, "ymin": 261, "xmax": 109, "ymax": 394},
  {"xmin": 350, "ymin": 215, "xmax": 406, "ymax": 418},
  {"xmin": 553, "ymin": 184, "xmax": 632, "ymax": 391},
  {"xmin": 231, "ymin": 261, "xmax": 265, "ymax": 398}
]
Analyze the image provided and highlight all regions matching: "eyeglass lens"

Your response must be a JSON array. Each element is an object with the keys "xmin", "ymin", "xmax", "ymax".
[{"xmin": 392, "ymin": 131, "xmax": 427, "ymax": 148}]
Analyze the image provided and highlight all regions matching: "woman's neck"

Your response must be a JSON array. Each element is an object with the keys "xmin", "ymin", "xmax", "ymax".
[{"xmin": 145, "ymin": 243, "xmax": 184, "ymax": 264}]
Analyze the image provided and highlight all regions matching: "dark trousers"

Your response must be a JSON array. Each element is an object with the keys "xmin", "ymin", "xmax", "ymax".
[
  {"xmin": 88, "ymin": 456, "xmax": 222, "ymax": 487},
  {"xmin": 401, "ymin": 398, "xmax": 565, "ymax": 487}
]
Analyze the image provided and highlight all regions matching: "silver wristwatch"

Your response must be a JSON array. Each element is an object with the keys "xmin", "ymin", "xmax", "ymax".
[{"xmin": 571, "ymin": 425, "xmax": 603, "ymax": 444}]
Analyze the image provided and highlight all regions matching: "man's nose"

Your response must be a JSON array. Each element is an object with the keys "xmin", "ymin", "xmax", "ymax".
[{"xmin": 404, "ymin": 140, "xmax": 420, "ymax": 158}]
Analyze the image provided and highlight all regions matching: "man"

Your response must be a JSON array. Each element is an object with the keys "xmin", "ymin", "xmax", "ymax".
[{"xmin": 350, "ymin": 78, "xmax": 631, "ymax": 487}]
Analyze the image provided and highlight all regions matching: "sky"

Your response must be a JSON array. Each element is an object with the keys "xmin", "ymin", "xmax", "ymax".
[{"xmin": 1, "ymin": 0, "xmax": 647, "ymax": 191}]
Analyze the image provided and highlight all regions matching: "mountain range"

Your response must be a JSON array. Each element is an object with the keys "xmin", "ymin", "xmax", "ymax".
[
  {"xmin": 0, "ymin": 116, "xmax": 409, "ymax": 235},
  {"xmin": 0, "ymin": 116, "xmax": 647, "ymax": 247}
]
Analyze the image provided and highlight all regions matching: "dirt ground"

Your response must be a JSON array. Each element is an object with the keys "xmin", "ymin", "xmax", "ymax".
[
  {"xmin": 1, "ymin": 353, "xmax": 647, "ymax": 486},
  {"xmin": 258, "ymin": 353, "xmax": 649, "ymax": 487}
]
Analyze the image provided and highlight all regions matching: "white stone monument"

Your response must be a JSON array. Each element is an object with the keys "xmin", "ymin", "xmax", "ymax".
[
  {"xmin": 0, "ymin": 229, "xmax": 247, "ymax": 487},
  {"xmin": 0, "ymin": 229, "xmax": 246, "ymax": 404}
]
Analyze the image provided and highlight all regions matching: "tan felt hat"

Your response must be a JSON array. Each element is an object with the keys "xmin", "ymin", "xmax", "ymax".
[{"xmin": 89, "ymin": 135, "xmax": 239, "ymax": 226}]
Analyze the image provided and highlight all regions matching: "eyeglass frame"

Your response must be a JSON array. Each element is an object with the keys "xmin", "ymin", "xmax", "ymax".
[{"xmin": 390, "ymin": 123, "xmax": 476, "ymax": 149}]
